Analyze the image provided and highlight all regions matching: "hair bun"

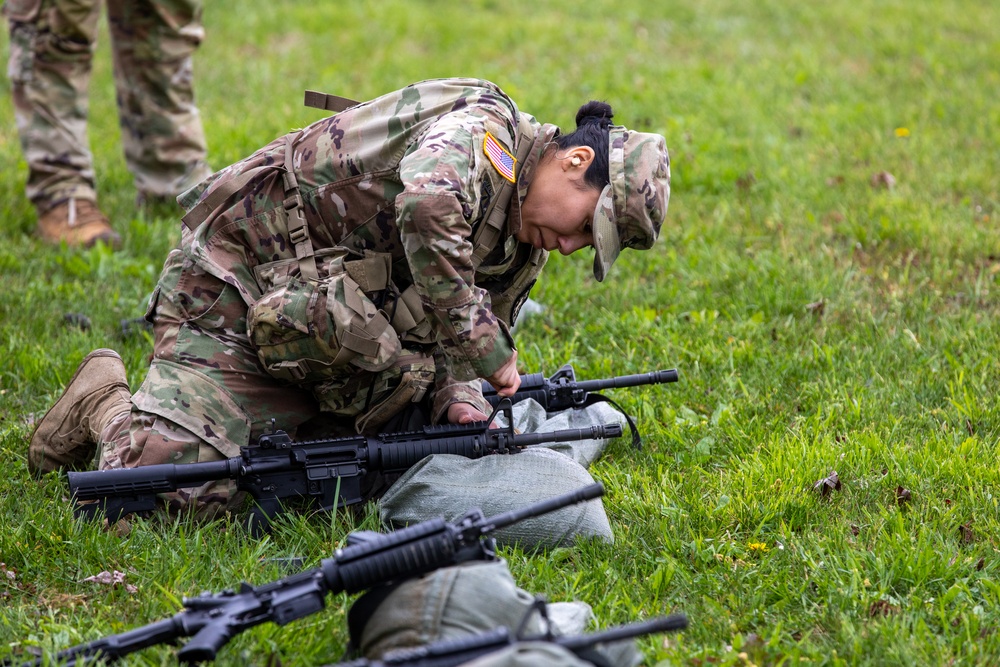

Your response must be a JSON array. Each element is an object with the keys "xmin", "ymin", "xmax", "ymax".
[{"xmin": 575, "ymin": 101, "xmax": 614, "ymax": 129}]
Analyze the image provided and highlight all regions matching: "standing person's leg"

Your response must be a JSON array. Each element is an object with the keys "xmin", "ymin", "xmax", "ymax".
[
  {"xmin": 5, "ymin": 0, "xmax": 119, "ymax": 246},
  {"xmin": 106, "ymin": 0, "xmax": 211, "ymax": 205}
]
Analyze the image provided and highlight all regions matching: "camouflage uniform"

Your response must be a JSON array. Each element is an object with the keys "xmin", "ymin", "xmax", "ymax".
[
  {"xmin": 4, "ymin": 0, "xmax": 211, "ymax": 211},
  {"xmin": 97, "ymin": 79, "xmax": 554, "ymax": 515}
]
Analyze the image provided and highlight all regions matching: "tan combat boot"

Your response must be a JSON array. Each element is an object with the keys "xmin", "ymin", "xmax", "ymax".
[
  {"xmin": 28, "ymin": 349, "xmax": 132, "ymax": 475},
  {"xmin": 36, "ymin": 198, "xmax": 122, "ymax": 249}
]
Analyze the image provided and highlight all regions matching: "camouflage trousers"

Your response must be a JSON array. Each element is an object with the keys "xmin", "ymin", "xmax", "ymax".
[
  {"xmin": 96, "ymin": 248, "xmax": 432, "ymax": 518},
  {"xmin": 4, "ymin": 0, "xmax": 211, "ymax": 210}
]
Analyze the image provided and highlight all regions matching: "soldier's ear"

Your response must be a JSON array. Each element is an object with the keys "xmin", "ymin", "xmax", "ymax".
[{"xmin": 559, "ymin": 146, "xmax": 595, "ymax": 171}]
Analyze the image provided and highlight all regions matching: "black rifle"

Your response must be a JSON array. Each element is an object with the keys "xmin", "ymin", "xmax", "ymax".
[
  {"xmin": 327, "ymin": 602, "xmax": 688, "ymax": 667},
  {"xmin": 482, "ymin": 365, "xmax": 679, "ymax": 447},
  {"xmin": 12, "ymin": 485, "xmax": 606, "ymax": 667},
  {"xmin": 68, "ymin": 400, "xmax": 622, "ymax": 533}
]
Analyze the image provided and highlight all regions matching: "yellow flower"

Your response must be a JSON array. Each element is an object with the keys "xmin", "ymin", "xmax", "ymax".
[
  {"xmin": 748, "ymin": 542, "xmax": 768, "ymax": 552},
  {"xmin": 895, "ymin": 127, "xmax": 910, "ymax": 137}
]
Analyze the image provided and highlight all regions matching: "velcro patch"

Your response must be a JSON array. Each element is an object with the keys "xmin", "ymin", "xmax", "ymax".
[{"xmin": 483, "ymin": 132, "xmax": 516, "ymax": 183}]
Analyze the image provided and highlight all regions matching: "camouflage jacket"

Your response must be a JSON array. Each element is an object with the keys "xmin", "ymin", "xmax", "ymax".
[{"xmin": 177, "ymin": 78, "xmax": 554, "ymax": 411}]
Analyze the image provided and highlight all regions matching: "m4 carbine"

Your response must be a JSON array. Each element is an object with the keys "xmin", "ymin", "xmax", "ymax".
[
  {"xmin": 10, "ymin": 485, "xmax": 606, "ymax": 667},
  {"xmin": 481, "ymin": 364, "xmax": 679, "ymax": 447},
  {"xmin": 68, "ymin": 400, "xmax": 622, "ymax": 532}
]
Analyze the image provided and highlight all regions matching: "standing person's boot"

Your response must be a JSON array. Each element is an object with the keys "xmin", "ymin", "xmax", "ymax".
[
  {"xmin": 29, "ymin": 349, "xmax": 132, "ymax": 474},
  {"xmin": 36, "ymin": 199, "xmax": 122, "ymax": 249}
]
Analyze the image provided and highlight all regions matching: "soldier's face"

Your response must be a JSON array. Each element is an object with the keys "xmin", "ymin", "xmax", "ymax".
[{"xmin": 517, "ymin": 149, "xmax": 600, "ymax": 256}]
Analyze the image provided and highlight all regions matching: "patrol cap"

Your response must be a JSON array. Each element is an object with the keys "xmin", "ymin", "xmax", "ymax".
[{"xmin": 591, "ymin": 127, "xmax": 671, "ymax": 282}]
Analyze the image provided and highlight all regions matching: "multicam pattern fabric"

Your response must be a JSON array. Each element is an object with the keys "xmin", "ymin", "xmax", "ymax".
[
  {"xmin": 4, "ymin": 0, "xmax": 211, "ymax": 209},
  {"xmin": 178, "ymin": 78, "xmax": 549, "ymax": 383},
  {"xmin": 96, "ymin": 79, "xmax": 555, "ymax": 510},
  {"xmin": 247, "ymin": 248, "xmax": 402, "ymax": 383},
  {"xmin": 591, "ymin": 127, "xmax": 670, "ymax": 282},
  {"xmin": 100, "ymin": 407, "xmax": 239, "ymax": 520}
]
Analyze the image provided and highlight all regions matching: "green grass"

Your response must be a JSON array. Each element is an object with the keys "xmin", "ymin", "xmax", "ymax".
[{"xmin": 2, "ymin": 0, "xmax": 999, "ymax": 665}]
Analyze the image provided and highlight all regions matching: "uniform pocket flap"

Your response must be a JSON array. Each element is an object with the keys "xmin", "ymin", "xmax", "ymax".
[{"xmin": 132, "ymin": 360, "xmax": 251, "ymax": 458}]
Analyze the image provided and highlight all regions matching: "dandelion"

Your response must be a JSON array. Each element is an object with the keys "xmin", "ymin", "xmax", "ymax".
[
  {"xmin": 894, "ymin": 127, "xmax": 910, "ymax": 137},
  {"xmin": 748, "ymin": 542, "xmax": 768, "ymax": 553}
]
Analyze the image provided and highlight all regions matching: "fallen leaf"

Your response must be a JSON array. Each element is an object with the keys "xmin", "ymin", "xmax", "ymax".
[
  {"xmin": 871, "ymin": 171, "xmax": 896, "ymax": 189},
  {"xmin": 814, "ymin": 471, "xmax": 842, "ymax": 497},
  {"xmin": 850, "ymin": 524, "xmax": 860, "ymax": 536},
  {"xmin": 869, "ymin": 599, "xmax": 900, "ymax": 617},
  {"xmin": 83, "ymin": 570, "xmax": 137, "ymax": 594},
  {"xmin": 84, "ymin": 570, "xmax": 123, "ymax": 585},
  {"xmin": 895, "ymin": 486, "xmax": 912, "ymax": 506},
  {"xmin": 736, "ymin": 171, "xmax": 757, "ymax": 190},
  {"xmin": 805, "ymin": 299, "xmax": 825, "ymax": 316},
  {"xmin": 976, "ymin": 558, "xmax": 985, "ymax": 571},
  {"xmin": 102, "ymin": 517, "xmax": 132, "ymax": 538},
  {"xmin": 959, "ymin": 524, "xmax": 975, "ymax": 544}
]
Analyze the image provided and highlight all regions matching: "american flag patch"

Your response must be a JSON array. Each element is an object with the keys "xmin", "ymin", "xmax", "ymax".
[{"xmin": 483, "ymin": 132, "xmax": 516, "ymax": 183}]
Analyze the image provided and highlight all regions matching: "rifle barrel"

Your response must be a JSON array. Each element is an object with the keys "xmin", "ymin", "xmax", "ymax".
[
  {"xmin": 481, "ymin": 482, "xmax": 604, "ymax": 534},
  {"xmin": 507, "ymin": 423, "xmax": 623, "ymax": 449},
  {"xmin": 558, "ymin": 614, "xmax": 689, "ymax": 651},
  {"xmin": 575, "ymin": 369, "xmax": 679, "ymax": 393}
]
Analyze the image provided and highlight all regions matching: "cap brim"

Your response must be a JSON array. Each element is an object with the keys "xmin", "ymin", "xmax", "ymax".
[{"xmin": 591, "ymin": 184, "xmax": 618, "ymax": 282}]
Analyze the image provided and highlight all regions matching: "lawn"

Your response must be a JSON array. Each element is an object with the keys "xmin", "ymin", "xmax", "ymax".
[{"xmin": 1, "ymin": 1, "xmax": 998, "ymax": 665}]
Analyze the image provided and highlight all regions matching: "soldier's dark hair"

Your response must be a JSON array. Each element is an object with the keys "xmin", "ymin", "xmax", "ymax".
[{"xmin": 554, "ymin": 100, "xmax": 614, "ymax": 190}]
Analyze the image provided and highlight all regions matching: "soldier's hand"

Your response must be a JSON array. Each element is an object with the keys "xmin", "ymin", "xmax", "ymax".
[
  {"xmin": 485, "ymin": 350, "xmax": 521, "ymax": 397},
  {"xmin": 447, "ymin": 402, "xmax": 491, "ymax": 425}
]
